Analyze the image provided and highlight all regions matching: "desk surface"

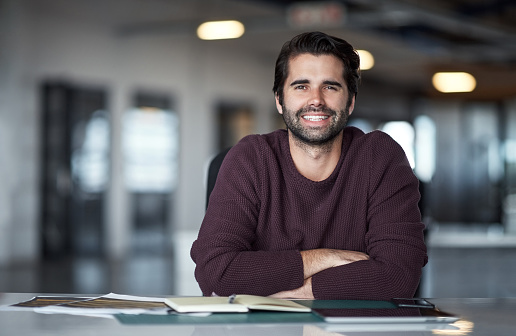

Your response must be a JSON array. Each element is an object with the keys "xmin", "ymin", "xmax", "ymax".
[{"xmin": 1, "ymin": 293, "xmax": 515, "ymax": 336}]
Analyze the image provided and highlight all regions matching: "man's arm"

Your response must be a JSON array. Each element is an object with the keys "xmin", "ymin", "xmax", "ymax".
[
  {"xmin": 300, "ymin": 249, "xmax": 370, "ymax": 279},
  {"xmin": 274, "ymin": 132, "xmax": 427, "ymax": 300},
  {"xmin": 301, "ymin": 132, "xmax": 427, "ymax": 300},
  {"xmin": 269, "ymin": 277, "xmax": 314, "ymax": 299},
  {"xmin": 191, "ymin": 138, "xmax": 306, "ymax": 296},
  {"xmin": 270, "ymin": 249, "xmax": 370, "ymax": 299}
]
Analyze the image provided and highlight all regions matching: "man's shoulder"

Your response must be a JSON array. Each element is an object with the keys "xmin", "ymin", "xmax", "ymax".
[
  {"xmin": 345, "ymin": 126, "xmax": 388, "ymax": 139},
  {"xmin": 218, "ymin": 130, "xmax": 286, "ymax": 172},
  {"xmin": 345, "ymin": 127, "xmax": 398, "ymax": 148},
  {"xmin": 241, "ymin": 129, "xmax": 287, "ymax": 144},
  {"xmin": 233, "ymin": 129, "xmax": 287, "ymax": 155},
  {"xmin": 343, "ymin": 127, "xmax": 406, "ymax": 166}
]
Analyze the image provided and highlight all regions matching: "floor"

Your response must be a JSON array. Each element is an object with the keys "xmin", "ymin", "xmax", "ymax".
[
  {"xmin": 423, "ymin": 247, "xmax": 516, "ymax": 298},
  {"xmin": 0, "ymin": 230, "xmax": 201, "ymax": 296},
  {"xmin": 422, "ymin": 224, "xmax": 516, "ymax": 298},
  {"xmin": 2, "ymin": 228, "xmax": 516, "ymax": 298}
]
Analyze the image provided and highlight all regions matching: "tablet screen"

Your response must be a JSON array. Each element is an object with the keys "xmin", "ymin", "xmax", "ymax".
[{"xmin": 313, "ymin": 306, "xmax": 459, "ymax": 323}]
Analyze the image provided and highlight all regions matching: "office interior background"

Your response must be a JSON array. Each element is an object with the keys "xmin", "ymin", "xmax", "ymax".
[{"xmin": 1, "ymin": 0, "xmax": 515, "ymax": 298}]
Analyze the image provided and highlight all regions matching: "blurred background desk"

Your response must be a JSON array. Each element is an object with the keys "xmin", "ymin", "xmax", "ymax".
[{"xmin": 1, "ymin": 293, "xmax": 516, "ymax": 336}]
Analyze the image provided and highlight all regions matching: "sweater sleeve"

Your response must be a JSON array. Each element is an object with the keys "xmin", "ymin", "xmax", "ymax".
[
  {"xmin": 311, "ymin": 131, "xmax": 428, "ymax": 300},
  {"xmin": 190, "ymin": 138, "xmax": 305, "ymax": 296}
]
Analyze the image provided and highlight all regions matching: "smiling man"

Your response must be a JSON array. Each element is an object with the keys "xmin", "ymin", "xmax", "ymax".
[{"xmin": 191, "ymin": 32, "xmax": 427, "ymax": 300}]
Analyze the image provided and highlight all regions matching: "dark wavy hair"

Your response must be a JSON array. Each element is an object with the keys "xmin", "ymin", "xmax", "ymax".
[{"xmin": 273, "ymin": 31, "xmax": 360, "ymax": 106}]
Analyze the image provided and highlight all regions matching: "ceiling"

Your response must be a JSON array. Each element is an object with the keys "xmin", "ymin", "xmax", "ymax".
[{"xmin": 34, "ymin": 0, "xmax": 516, "ymax": 100}]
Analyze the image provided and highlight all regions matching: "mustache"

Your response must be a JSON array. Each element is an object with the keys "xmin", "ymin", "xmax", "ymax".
[{"xmin": 296, "ymin": 106, "xmax": 337, "ymax": 117}]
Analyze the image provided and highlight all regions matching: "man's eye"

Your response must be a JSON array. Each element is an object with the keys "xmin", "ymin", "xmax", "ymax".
[
  {"xmin": 325, "ymin": 86, "xmax": 336, "ymax": 90},
  {"xmin": 294, "ymin": 85, "xmax": 306, "ymax": 90}
]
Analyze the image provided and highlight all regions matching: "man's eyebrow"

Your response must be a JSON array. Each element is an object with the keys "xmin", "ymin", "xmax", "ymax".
[
  {"xmin": 289, "ymin": 79, "xmax": 343, "ymax": 87},
  {"xmin": 289, "ymin": 79, "xmax": 309, "ymax": 86},
  {"xmin": 323, "ymin": 80, "xmax": 343, "ymax": 87}
]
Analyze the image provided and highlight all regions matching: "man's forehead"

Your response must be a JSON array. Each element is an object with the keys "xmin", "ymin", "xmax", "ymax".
[
  {"xmin": 289, "ymin": 52, "xmax": 344, "ymax": 67},
  {"xmin": 286, "ymin": 54, "xmax": 346, "ymax": 81}
]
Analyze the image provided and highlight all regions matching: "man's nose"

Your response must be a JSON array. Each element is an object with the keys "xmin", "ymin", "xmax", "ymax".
[{"xmin": 308, "ymin": 89, "xmax": 325, "ymax": 107}]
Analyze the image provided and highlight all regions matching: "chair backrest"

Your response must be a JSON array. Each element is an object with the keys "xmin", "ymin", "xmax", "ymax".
[{"xmin": 206, "ymin": 147, "xmax": 231, "ymax": 209}]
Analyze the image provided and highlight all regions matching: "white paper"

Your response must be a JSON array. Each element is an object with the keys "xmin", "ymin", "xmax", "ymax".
[
  {"xmin": 33, "ymin": 293, "xmax": 170, "ymax": 316},
  {"xmin": 2, "ymin": 293, "xmax": 211, "ymax": 318}
]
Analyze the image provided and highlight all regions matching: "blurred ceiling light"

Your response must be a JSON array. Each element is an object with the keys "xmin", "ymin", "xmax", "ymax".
[
  {"xmin": 139, "ymin": 106, "xmax": 161, "ymax": 112},
  {"xmin": 432, "ymin": 72, "xmax": 476, "ymax": 93},
  {"xmin": 357, "ymin": 50, "xmax": 374, "ymax": 70},
  {"xmin": 197, "ymin": 20, "xmax": 245, "ymax": 40}
]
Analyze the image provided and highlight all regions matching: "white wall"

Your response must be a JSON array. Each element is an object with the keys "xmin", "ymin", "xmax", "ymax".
[
  {"xmin": 0, "ymin": 0, "xmax": 277, "ymax": 265},
  {"xmin": 0, "ymin": 0, "xmax": 40, "ymax": 265}
]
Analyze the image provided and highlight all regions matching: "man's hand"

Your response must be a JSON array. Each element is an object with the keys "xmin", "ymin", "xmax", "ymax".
[
  {"xmin": 301, "ymin": 248, "xmax": 370, "ymax": 279},
  {"xmin": 269, "ymin": 278, "xmax": 314, "ymax": 299},
  {"xmin": 269, "ymin": 249, "xmax": 369, "ymax": 299}
]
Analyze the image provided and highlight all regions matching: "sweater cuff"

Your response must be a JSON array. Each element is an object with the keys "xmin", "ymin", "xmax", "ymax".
[{"xmin": 277, "ymin": 249, "xmax": 305, "ymax": 290}]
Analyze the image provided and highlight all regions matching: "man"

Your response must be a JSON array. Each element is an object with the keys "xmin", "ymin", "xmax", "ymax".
[{"xmin": 191, "ymin": 32, "xmax": 427, "ymax": 300}]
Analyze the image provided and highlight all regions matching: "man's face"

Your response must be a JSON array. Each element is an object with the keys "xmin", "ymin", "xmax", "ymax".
[{"xmin": 276, "ymin": 53, "xmax": 355, "ymax": 145}]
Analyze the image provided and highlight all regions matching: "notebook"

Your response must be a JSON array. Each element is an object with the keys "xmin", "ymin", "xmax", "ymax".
[{"xmin": 165, "ymin": 295, "xmax": 311, "ymax": 313}]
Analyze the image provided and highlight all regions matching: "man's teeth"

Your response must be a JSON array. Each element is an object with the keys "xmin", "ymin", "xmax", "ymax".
[{"xmin": 303, "ymin": 115, "xmax": 328, "ymax": 121}]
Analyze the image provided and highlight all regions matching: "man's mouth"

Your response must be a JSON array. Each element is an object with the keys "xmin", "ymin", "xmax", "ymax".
[{"xmin": 302, "ymin": 115, "xmax": 329, "ymax": 121}]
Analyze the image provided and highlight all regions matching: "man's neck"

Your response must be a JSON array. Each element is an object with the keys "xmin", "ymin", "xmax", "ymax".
[{"xmin": 288, "ymin": 131, "xmax": 343, "ymax": 182}]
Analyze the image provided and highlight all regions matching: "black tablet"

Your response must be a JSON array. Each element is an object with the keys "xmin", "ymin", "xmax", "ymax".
[{"xmin": 313, "ymin": 305, "xmax": 459, "ymax": 324}]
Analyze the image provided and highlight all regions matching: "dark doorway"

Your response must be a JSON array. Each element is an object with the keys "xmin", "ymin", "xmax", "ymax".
[{"xmin": 40, "ymin": 82, "xmax": 109, "ymax": 260}]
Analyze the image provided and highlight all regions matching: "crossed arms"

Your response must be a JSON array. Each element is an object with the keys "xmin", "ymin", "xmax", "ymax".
[{"xmin": 269, "ymin": 249, "xmax": 370, "ymax": 299}]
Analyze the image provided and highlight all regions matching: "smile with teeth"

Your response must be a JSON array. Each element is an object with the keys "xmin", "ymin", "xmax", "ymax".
[{"xmin": 303, "ymin": 115, "xmax": 329, "ymax": 121}]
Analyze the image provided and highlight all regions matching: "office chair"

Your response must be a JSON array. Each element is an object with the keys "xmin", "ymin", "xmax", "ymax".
[{"xmin": 206, "ymin": 147, "xmax": 232, "ymax": 210}]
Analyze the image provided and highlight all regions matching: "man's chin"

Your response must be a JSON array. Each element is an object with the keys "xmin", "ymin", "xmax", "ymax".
[{"xmin": 290, "ymin": 130, "xmax": 342, "ymax": 146}]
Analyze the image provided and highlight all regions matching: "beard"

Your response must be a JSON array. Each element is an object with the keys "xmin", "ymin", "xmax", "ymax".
[{"xmin": 281, "ymin": 103, "xmax": 350, "ymax": 146}]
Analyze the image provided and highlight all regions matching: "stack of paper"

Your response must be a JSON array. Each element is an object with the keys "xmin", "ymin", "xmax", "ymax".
[{"xmin": 2, "ymin": 293, "xmax": 171, "ymax": 317}]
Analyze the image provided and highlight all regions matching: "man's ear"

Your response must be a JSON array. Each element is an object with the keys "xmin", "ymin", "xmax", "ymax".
[
  {"xmin": 275, "ymin": 94, "xmax": 283, "ymax": 114},
  {"xmin": 348, "ymin": 95, "xmax": 356, "ymax": 116}
]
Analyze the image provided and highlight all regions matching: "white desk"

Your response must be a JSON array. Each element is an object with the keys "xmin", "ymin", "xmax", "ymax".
[{"xmin": 1, "ymin": 293, "xmax": 515, "ymax": 335}]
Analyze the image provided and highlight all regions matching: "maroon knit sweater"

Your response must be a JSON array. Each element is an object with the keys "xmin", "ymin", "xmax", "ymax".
[{"xmin": 191, "ymin": 127, "xmax": 427, "ymax": 299}]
